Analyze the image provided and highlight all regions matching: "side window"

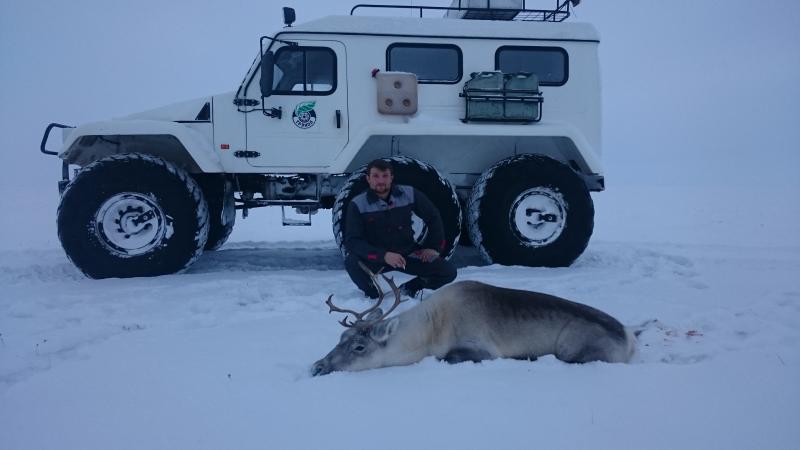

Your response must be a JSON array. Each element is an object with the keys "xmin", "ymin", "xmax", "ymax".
[
  {"xmin": 272, "ymin": 46, "xmax": 337, "ymax": 95},
  {"xmin": 386, "ymin": 43, "xmax": 462, "ymax": 84},
  {"xmin": 495, "ymin": 46, "xmax": 568, "ymax": 86}
]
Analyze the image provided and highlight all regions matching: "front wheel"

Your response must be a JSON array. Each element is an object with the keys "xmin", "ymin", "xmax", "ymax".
[
  {"xmin": 57, "ymin": 153, "xmax": 210, "ymax": 278},
  {"xmin": 195, "ymin": 175, "xmax": 236, "ymax": 251},
  {"xmin": 332, "ymin": 156, "xmax": 461, "ymax": 260},
  {"xmin": 467, "ymin": 154, "xmax": 594, "ymax": 267}
]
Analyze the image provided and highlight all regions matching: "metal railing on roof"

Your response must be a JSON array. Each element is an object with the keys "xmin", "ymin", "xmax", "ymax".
[{"xmin": 350, "ymin": 1, "xmax": 579, "ymax": 22}]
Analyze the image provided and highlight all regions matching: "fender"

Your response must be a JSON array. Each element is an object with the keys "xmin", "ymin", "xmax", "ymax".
[{"xmin": 59, "ymin": 119, "xmax": 223, "ymax": 173}]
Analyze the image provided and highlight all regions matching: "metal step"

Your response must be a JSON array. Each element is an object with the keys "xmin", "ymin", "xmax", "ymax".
[{"xmin": 281, "ymin": 206, "xmax": 312, "ymax": 226}]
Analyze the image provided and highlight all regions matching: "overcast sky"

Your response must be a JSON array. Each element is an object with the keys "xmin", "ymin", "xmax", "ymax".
[{"xmin": 1, "ymin": 0, "xmax": 798, "ymax": 191}]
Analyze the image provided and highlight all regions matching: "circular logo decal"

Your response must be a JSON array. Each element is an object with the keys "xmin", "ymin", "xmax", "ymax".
[{"xmin": 292, "ymin": 101, "xmax": 317, "ymax": 129}]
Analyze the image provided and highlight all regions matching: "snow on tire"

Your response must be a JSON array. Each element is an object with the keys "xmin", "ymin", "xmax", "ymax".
[
  {"xmin": 332, "ymin": 156, "xmax": 461, "ymax": 260},
  {"xmin": 57, "ymin": 153, "xmax": 210, "ymax": 278},
  {"xmin": 468, "ymin": 154, "xmax": 594, "ymax": 267}
]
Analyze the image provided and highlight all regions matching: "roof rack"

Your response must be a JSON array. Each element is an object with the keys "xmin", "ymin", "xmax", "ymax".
[{"xmin": 350, "ymin": 1, "xmax": 580, "ymax": 22}]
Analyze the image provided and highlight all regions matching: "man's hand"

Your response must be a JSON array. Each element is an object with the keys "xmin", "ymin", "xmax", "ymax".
[
  {"xmin": 418, "ymin": 248, "xmax": 440, "ymax": 263},
  {"xmin": 384, "ymin": 252, "xmax": 407, "ymax": 269}
]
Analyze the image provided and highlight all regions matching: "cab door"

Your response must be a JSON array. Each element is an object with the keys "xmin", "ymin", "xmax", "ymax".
[{"xmin": 245, "ymin": 40, "xmax": 348, "ymax": 169}]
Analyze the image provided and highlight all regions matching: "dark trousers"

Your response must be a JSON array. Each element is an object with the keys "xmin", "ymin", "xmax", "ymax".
[{"xmin": 345, "ymin": 253, "xmax": 457, "ymax": 298}]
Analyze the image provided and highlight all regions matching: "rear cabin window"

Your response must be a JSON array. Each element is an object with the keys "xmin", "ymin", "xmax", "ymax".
[
  {"xmin": 272, "ymin": 46, "xmax": 337, "ymax": 95},
  {"xmin": 495, "ymin": 46, "xmax": 568, "ymax": 86},
  {"xmin": 386, "ymin": 43, "xmax": 462, "ymax": 84}
]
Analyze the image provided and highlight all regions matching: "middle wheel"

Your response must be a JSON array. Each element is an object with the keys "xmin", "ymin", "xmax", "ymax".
[{"xmin": 332, "ymin": 156, "xmax": 461, "ymax": 260}]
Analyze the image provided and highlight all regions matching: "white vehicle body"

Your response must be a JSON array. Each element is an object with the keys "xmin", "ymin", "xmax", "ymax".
[
  {"xmin": 43, "ymin": 2, "xmax": 604, "ymax": 278},
  {"xmin": 58, "ymin": 15, "xmax": 602, "ymax": 186}
]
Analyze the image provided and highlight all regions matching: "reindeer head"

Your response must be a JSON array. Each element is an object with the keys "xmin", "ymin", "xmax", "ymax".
[{"xmin": 311, "ymin": 268, "xmax": 404, "ymax": 376}]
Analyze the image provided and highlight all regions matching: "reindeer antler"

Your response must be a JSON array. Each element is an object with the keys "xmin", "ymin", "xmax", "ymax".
[
  {"xmin": 376, "ymin": 273, "xmax": 403, "ymax": 320},
  {"xmin": 325, "ymin": 262, "xmax": 404, "ymax": 328},
  {"xmin": 324, "ymin": 295, "xmax": 362, "ymax": 327}
]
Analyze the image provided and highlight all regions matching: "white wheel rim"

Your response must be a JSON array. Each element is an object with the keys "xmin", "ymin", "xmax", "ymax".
[
  {"xmin": 94, "ymin": 193, "xmax": 172, "ymax": 257},
  {"xmin": 509, "ymin": 187, "xmax": 567, "ymax": 247}
]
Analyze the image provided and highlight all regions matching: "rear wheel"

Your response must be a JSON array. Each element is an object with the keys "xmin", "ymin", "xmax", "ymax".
[
  {"xmin": 467, "ymin": 154, "xmax": 594, "ymax": 267},
  {"xmin": 332, "ymin": 156, "xmax": 461, "ymax": 260},
  {"xmin": 458, "ymin": 196, "xmax": 474, "ymax": 247},
  {"xmin": 57, "ymin": 153, "xmax": 209, "ymax": 278}
]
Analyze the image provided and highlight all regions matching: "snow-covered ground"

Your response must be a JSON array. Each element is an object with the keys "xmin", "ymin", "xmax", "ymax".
[
  {"xmin": 1, "ymin": 185, "xmax": 799, "ymax": 450},
  {"xmin": 2, "ymin": 1, "xmax": 800, "ymax": 449}
]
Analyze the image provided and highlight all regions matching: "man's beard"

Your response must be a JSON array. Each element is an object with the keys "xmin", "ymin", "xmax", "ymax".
[{"xmin": 372, "ymin": 184, "xmax": 390, "ymax": 195}]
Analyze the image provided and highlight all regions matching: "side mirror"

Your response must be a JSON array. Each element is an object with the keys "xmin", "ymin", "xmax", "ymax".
[
  {"xmin": 260, "ymin": 50, "xmax": 275, "ymax": 98},
  {"xmin": 283, "ymin": 7, "xmax": 296, "ymax": 27}
]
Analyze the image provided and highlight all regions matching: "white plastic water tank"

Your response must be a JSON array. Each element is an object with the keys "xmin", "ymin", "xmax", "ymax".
[{"xmin": 444, "ymin": 0, "xmax": 524, "ymax": 20}]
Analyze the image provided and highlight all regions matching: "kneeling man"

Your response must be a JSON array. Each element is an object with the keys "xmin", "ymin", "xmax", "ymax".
[{"xmin": 344, "ymin": 159, "xmax": 457, "ymax": 299}]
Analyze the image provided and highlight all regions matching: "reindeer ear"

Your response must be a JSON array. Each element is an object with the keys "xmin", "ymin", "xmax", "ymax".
[{"xmin": 370, "ymin": 317, "xmax": 399, "ymax": 343}]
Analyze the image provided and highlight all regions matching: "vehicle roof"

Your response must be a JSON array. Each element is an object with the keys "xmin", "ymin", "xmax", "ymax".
[{"xmin": 278, "ymin": 15, "xmax": 600, "ymax": 42}]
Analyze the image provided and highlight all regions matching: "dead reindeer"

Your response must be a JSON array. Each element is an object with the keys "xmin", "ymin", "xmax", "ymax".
[{"xmin": 311, "ymin": 270, "xmax": 638, "ymax": 376}]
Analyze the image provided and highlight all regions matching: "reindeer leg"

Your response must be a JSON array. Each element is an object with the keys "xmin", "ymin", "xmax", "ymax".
[{"xmin": 441, "ymin": 347, "xmax": 493, "ymax": 364}]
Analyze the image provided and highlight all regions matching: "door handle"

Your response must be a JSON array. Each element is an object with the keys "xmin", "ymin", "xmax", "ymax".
[
  {"xmin": 263, "ymin": 106, "xmax": 282, "ymax": 119},
  {"xmin": 336, "ymin": 110, "xmax": 342, "ymax": 129}
]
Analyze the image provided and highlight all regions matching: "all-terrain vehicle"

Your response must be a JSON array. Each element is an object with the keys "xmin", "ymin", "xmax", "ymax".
[{"xmin": 41, "ymin": 0, "xmax": 603, "ymax": 279}]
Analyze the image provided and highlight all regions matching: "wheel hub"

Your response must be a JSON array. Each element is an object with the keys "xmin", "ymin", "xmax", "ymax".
[
  {"xmin": 94, "ymin": 193, "xmax": 172, "ymax": 256},
  {"xmin": 510, "ymin": 187, "xmax": 567, "ymax": 247}
]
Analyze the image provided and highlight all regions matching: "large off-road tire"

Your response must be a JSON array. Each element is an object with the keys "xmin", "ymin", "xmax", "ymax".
[
  {"xmin": 195, "ymin": 175, "xmax": 236, "ymax": 251},
  {"xmin": 458, "ymin": 197, "xmax": 474, "ymax": 247},
  {"xmin": 332, "ymin": 156, "xmax": 461, "ymax": 260},
  {"xmin": 57, "ymin": 153, "xmax": 210, "ymax": 278},
  {"xmin": 467, "ymin": 154, "xmax": 594, "ymax": 267}
]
